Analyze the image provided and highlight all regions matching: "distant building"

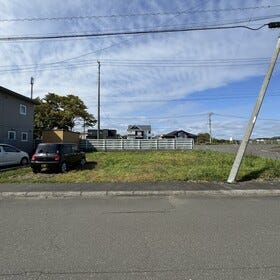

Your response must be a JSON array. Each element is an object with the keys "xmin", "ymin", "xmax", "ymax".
[
  {"xmin": 127, "ymin": 125, "xmax": 152, "ymax": 139},
  {"xmin": 254, "ymin": 137, "xmax": 280, "ymax": 144},
  {"xmin": 87, "ymin": 129, "xmax": 118, "ymax": 139},
  {"xmin": 0, "ymin": 86, "xmax": 39, "ymax": 154},
  {"xmin": 161, "ymin": 130, "xmax": 197, "ymax": 140}
]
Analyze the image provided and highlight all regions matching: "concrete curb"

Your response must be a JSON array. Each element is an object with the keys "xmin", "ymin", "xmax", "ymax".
[{"xmin": 1, "ymin": 189, "xmax": 280, "ymax": 199}]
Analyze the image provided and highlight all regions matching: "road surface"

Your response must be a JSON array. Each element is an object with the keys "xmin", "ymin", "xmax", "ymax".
[
  {"xmin": 194, "ymin": 144, "xmax": 280, "ymax": 160},
  {"xmin": 1, "ymin": 195, "xmax": 280, "ymax": 279}
]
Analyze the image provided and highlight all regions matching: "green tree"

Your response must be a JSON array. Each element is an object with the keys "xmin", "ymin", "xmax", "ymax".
[
  {"xmin": 34, "ymin": 93, "xmax": 96, "ymax": 137},
  {"xmin": 196, "ymin": 133, "xmax": 211, "ymax": 144}
]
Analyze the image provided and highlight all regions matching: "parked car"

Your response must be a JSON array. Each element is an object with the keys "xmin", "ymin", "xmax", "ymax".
[
  {"xmin": 31, "ymin": 143, "xmax": 86, "ymax": 173},
  {"xmin": 0, "ymin": 144, "xmax": 29, "ymax": 167}
]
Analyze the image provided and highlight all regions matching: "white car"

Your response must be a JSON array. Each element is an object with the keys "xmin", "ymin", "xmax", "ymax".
[{"xmin": 0, "ymin": 144, "xmax": 29, "ymax": 167}]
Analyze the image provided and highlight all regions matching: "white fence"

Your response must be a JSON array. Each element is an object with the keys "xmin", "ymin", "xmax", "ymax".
[{"xmin": 80, "ymin": 139, "xmax": 194, "ymax": 151}]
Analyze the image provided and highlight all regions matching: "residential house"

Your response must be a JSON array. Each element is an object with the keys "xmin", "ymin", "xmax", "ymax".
[
  {"xmin": 0, "ymin": 86, "xmax": 39, "ymax": 154},
  {"xmin": 162, "ymin": 130, "xmax": 197, "ymax": 140},
  {"xmin": 127, "ymin": 125, "xmax": 152, "ymax": 139}
]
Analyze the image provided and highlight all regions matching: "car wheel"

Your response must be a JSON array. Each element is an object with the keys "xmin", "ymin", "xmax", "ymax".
[
  {"xmin": 60, "ymin": 162, "xmax": 67, "ymax": 173},
  {"xmin": 32, "ymin": 167, "xmax": 41, "ymax": 174},
  {"xmin": 80, "ymin": 158, "xmax": 86, "ymax": 166},
  {"xmin": 20, "ymin": 157, "xmax": 29, "ymax": 166}
]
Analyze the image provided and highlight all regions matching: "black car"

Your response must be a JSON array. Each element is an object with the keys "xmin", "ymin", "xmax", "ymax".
[{"xmin": 31, "ymin": 143, "xmax": 86, "ymax": 173}]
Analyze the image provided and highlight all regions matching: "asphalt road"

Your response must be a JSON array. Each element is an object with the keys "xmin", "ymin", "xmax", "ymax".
[
  {"xmin": 194, "ymin": 144, "xmax": 280, "ymax": 160},
  {"xmin": 1, "ymin": 196, "xmax": 280, "ymax": 279}
]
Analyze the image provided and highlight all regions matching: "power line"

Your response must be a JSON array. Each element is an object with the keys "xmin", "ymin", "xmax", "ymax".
[
  {"xmin": 99, "ymin": 113, "xmax": 208, "ymax": 120},
  {"xmin": 152, "ymin": 14, "xmax": 280, "ymax": 29},
  {"xmin": 1, "ymin": 57, "xmax": 271, "ymax": 68},
  {"xmin": 102, "ymin": 61, "xmax": 274, "ymax": 68},
  {"xmin": 0, "ymin": 23, "xmax": 269, "ymax": 42},
  {"xmin": 94, "ymin": 94, "xmax": 280, "ymax": 104},
  {"xmin": 0, "ymin": 57, "xmax": 278, "ymax": 73},
  {"xmin": 1, "ymin": 4, "xmax": 279, "ymax": 22},
  {"xmin": 0, "ymin": 14, "xmax": 280, "ymax": 43},
  {"xmin": 214, "ymin": 113, "xmax": 280, "ymax": 122},
  {"xmin": 2, "ymin": 14, "xmax": 278, "ymax": 44},
  {"xmin": 91, "ymin": 112, "xmax": 279, "ymax": 122}
]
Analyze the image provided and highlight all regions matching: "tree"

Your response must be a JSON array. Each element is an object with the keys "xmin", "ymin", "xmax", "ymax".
[
  {"xmin": 196, "ymin": 133, "xmax": 211, "ymax": 144},
  {"xmin": 34, "ymin": 93, "xmax": 96, "ymax": 137}
]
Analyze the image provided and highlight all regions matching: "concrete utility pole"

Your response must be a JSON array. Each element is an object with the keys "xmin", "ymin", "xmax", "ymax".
[
  {"xmin": 208, "ymin": 112, "xmax": 213, "ymax": 144},
  {"xmin": 227, "ymin": 35, "xmax": 280, "ymax": 183},
  {"xmin": 97, "ymin": 60, "xmax": 101, "ymax": 139},
  {"xmin": 30, "ymin": 77, "xmax": 34, "ymax": 99}
]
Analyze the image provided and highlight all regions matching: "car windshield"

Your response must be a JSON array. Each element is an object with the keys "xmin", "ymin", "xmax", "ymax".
[{"xmin": 36, "ymin": 144, "xmax": 59, "ymax": 154}]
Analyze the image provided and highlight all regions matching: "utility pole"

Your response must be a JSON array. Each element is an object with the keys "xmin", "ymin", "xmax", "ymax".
[
  {"xmin": 208, "ymin": 112, "xmax": 213, "ymax": 144},
  {"xmin": 30, "ymin": 77, "xmax": 34, "ymax": 99},
  {"xmin": 227, "ymin": 34, "xmax": 280, "ymax": 183},
  {"xmin": 97, "ymin": 60, "xmax": 101, "ymax": 139}
]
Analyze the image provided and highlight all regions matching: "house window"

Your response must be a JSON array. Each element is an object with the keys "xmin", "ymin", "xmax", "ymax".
[
  {"xmin": 20, "ymin": 104, "xmax": 27, "ymax": 115},
  {"xmin": 21, "ymin": 132, "xmax": 28, "ymax": 142},
  {"xmin": 8, "ymin": 131, "xmax": 16, "ymax": 140}
]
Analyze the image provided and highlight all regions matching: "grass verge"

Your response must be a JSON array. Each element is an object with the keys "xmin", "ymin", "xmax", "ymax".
[{"xmin": 0, "ymin": 150, "xmax": 279, "ymax": 183}]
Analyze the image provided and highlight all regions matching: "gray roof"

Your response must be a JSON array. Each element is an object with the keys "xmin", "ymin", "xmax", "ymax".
[
  {"xmin": 0, "ymin": 86, "xmax": 39, "ymax": 105},
  {"xmin": 128, "ymin": 125, "xmax": 151, "ymax": 131},
  {"xmin": 163, "ymin": 130, "xmax": 197, "ymax": 138}
]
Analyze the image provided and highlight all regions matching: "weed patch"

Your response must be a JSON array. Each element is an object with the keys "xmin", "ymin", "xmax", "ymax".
[{"xmin": 0, "ymin": 150, "xmax": 279, "ymax": 183}]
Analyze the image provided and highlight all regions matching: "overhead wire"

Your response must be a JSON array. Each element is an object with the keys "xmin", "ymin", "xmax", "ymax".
[
  {"xmin": 0, "ymin": 4, "xmax": 279, "ymax": 22},
  {"xmin": 89, "ymin": 93, "xmax": 280, "ymax": 104},
  {"xmin": 93, "ymin": 112, "xmax": 280, "ymax": 122},
  {"xmin": 0, "ymin": 57, "xmax": 277, "ymax": 73},
  {"xmin": 1, "ymin": 10, "xmax": 278, "ymax": 127},
  {"xmin": 99, "ymin": 113, "xmax": 208, "ymax": 120},
  {"xmin": 1, "ymin": 14, "xmax": 278, "ymax": 44},
  {"xmin": 0, "ymin": 22, "xmax": 271, "ymax": 42},
  {"xmin": 214, "ymin": 113, "xmax": 280, "ymax": 122}
]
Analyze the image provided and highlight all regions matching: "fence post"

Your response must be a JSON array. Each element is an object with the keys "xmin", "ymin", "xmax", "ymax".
[
  {"xmin": 138, "ymin": 140, "xmax": 141, "ymax": 150},
  {"xmin": 173, "ymin": 139, "xmax": 176, "ymax": 150}
]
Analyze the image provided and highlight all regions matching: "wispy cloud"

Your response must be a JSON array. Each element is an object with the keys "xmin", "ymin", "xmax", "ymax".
[{"xmin": 0, "ymin": 0, "xmax": 279, "ymax": 138}]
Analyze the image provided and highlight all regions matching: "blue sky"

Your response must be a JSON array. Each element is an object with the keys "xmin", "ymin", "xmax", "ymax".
[{"xmin": 0, "ymin": 0, "xmax": 279, "ymax": 139}]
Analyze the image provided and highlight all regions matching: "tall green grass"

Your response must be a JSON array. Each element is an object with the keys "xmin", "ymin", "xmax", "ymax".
[{"xmin": 0, "ymin": 150, "xmax": 279, "ymax": 183}]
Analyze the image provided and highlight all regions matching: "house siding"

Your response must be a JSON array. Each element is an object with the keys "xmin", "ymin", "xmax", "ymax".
[
  {"xmin": 127, "ymin": 125, "xmax": 152, "ymax": 139},
  {"xmin": 0, "ymin": 89, "xmax": 36, "ymax": 154}
]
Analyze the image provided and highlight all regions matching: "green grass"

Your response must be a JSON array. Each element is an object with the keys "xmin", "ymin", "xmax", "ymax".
[{"xmin": 1, "ymin": 150, "xmax": 280, "ymax": 183}]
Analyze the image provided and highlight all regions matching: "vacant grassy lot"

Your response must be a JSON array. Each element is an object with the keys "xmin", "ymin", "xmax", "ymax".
[{"xmin": 0, "ymin": 150, "xmax": 279, "ymax": 183}]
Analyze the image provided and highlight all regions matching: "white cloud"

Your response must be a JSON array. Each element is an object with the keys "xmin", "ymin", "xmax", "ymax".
[{"xmin": 0, "ymin": 0, "xmax": 279, "ymax": 137}]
